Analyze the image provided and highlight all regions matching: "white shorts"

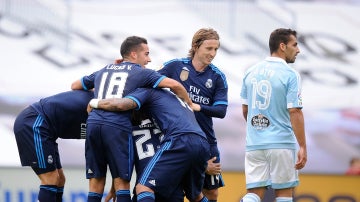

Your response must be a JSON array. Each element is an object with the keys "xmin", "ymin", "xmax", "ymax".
[{"xmin": 244, "ymin": 149, "xmax": 299, "ymax": 189}]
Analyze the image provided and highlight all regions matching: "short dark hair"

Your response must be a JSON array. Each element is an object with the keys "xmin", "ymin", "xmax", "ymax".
[
  {"xmin": 269, "ymin": 28, "xmax": 297, "ymax": 54},
  {"xmin": 120, "ymin": 36, "xmax": 148, "ymax": 58}
]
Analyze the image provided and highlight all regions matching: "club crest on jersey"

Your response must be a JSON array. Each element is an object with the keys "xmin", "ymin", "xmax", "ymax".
[
  {"xmin": 205, "ymin": 79, "xmax": 213, "ymax": 88},
  {"xmin": 180, "ymin": 67, "xmax": 190, "ymax": 81},
  {"xmin": 47, "ymin": 155, "xmax": 53, "ymax": 164}
]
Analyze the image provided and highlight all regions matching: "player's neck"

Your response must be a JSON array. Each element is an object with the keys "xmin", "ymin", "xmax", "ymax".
[{"xmin": 192, "ymin": 60, "xmax": 207, "ymax": 72}]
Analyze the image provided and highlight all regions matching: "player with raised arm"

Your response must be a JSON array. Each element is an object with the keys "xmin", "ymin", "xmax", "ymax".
[
  {"xmin": 13, "ymin": 90, "xmax": 94, "ymax": 202},
  {"xmin": 88, "ymin": 87, "xmax": 210, "ymax": 202},
  {"xmin": 71, "ymin": 36, "xmax": 191, "ymax": 202}
]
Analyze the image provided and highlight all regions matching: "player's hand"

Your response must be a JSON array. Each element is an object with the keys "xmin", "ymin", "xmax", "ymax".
[
  {"xmin": 190, "ymin": 103, "xmax": 201, "ymax": 112},
  {"xmin": 87, "ymin": 104, "xmax": 93, "ymax": 114},
  {"xmin": 295, "ymin": 146, "xmax": 307, "ymax": 170},
  {"xmin": 104, "ymin": 182, "xmax": 116, "ymax": 202},
  {"xmin": 206, "ymin": 157, "xmax": 221, "ymax": 175}
]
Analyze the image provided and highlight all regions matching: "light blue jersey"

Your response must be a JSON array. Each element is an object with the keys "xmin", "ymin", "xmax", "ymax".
[{"xmin": 240, "ymin": 57, "xmax": 303, "ymax": 151}]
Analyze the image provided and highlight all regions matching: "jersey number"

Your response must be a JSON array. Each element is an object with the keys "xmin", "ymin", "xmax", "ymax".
[
  {"xmin": 133, "ymin": 128, "xmax": 162, "ymax": 160},
  {"xmin": 251, "ymin": 78, "xmax": 271, "ymax": 110},
  {"xmin": 97, "ymin": 72, "xmax": 129, "ymax": 99}
]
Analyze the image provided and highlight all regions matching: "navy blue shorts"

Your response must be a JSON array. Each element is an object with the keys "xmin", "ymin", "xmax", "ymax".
[
  {"xmin": 13, "ymin": 107, "xmax": 61, "ymax": 175},
  {"xmin": 85, "ymin": 123, "xmax": 134, "ymax": 180},
  {"xmin": 138, "ymin": 133, "xmax": 210, "ymax": 201},
  {"xmin": 203, "ymin": 143, "xmax": 225, "ymax": 190}
]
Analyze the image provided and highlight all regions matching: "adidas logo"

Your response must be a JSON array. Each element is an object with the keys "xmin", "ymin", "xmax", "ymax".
[
  {"xmin": 88, "ymin": 168, "xmax": 93, "ymax": 174},
  {"xmin": 148, "ymin": 179, "xmax": 156, "ymax": 186}
]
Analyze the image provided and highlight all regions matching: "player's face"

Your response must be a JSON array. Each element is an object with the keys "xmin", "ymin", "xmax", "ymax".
[
  {"xmin": 284, "ymin": 35, "xmax": 300, "ymax": 63},
  {"xmin": 135, "ymin": 43, "xmax": 151, "ymax": 68},
  {"xmin": 193, "ymin": 39, "xmax": 219, "ymax": 67}
]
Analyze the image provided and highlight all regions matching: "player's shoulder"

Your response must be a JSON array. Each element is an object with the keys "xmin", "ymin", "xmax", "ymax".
[
  {"xmin": 164, "ymin": 57, "xmax": 191, "ymax": 66},
  {"xmin": 208, "ymin": 63, "xmax": 227, "ymax": 80}
]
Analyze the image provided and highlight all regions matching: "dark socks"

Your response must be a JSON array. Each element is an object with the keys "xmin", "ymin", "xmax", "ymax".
[
  {"xmin": 137, "ymin": 191, "xmax": 155, "ymax": 202},
  {"xmin": 56, "ymin": 186, "xmax": 64, "ymax": 202},
  {"xmin": 87, "ymin": 191, "xmax": 103, "ymax": 202},
  {"xmin": 38, "ymin": 185, "xmax": 57, "ymax": 202},
  {"xmin": 116, "ymin": 189, "xmax": 132, "ymax": 202},
  {"xmin": 199, "ymin": 196, "xmax": 209, "ymax": 202}
]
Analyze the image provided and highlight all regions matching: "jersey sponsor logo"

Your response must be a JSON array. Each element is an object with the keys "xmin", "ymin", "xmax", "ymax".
[
  {"xmin": 180, "ymin": 67, "xmax": 189, "ymax": 81},
  {"xmin": 189, "ymin": 85, "xmax": 211, "ymax": 105},
  {"xmin": 189, "ymin": 91, "xmax": 210, "ymax": 105},
  {"xmin": 47, "ymin": 155, "xmax": 53, "ymax": 164},
  {"xmin": 205, "ymin": 79, "xmax": 213, "ymax": 88},
  {"xmin": 251, "ymin": 114, "xmax": 270, "ymax": 130}
]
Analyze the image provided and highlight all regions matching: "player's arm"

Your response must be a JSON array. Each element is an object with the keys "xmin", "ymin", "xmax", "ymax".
[
  {"xmin": 193, "ymin": 79, "xmax": 228, "ymax": 118},
  {"xmin": 192, "ymin": 104, "xmax": 227, "ymax": 118},
  {"xmin": 89, "ymin": 98, "xmax": 138, "ymax": 111},
  {"xmin": 289, "ymin": 107, "xmax": 307, "ymax": 170},
  {"xmin": 157, "ymin": 77, "xmax": 192, "ymax": 106},
  {"xmin": 242, "ymin": 104, "xmax": 248, "ymax": 121}
]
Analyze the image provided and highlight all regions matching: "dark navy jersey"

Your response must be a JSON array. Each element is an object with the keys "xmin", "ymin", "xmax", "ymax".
[
  {"xmin": 132, "ymin": 118, "xmax": 163, "ymax": 182},
  {"xmin": 30, "ymin": 90, "xmax": 94, "ymax": 139},
  {"xmin": 80, "ymin": 62, "xmax": 167, "ymax": 132},
  {"xmin": 158, "ymin": 58, "xmax": 228, "ymax": 143},
  {"xmin": 126, "ymin": 88, "xmax": 206, "ymax": 140}
]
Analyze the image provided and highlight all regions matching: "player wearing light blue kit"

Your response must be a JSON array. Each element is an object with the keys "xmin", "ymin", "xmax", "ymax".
[
  {"xmin": 158, "ymin": 28, "xmax": 227, "ymax": 202},
  {"xmin": 240, "ymin": 28, "xmax": 307, "ymax": 202},
  {"xmin": 71, "ymin": 36, "xmax": 191, "ymax": 202},
  {"xmin": 88, "ymin": 88, "xmax": 210, "ymax": 202},
  {"xmin": 241, "ymin": 58, "xmax": 301, "ymax": 151}
]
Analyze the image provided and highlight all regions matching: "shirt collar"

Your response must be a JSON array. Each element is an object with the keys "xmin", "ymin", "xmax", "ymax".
[{"xmin": 265, "ymin": 56, "xmax": 287, "ymax": 66}]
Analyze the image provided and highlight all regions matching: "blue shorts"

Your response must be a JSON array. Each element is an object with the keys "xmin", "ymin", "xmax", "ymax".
[
  {"xmin": 85, "ymin": 123, "xmax": 134, "ymax": 180},
  {"xmin": 138, "ymin": 133, "xmax": 210, "ymax": 201},
  {"xmin": 13, "ymin": 107, "xmax": 61, "ymax": 175},
  {"xmin": 203, "ymin": 143, "xmax": 225, "ymax": 190}
]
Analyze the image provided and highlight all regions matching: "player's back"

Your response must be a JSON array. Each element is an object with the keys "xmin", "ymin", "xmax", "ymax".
[
  {"xmin": 30, "ymin": 90, "xmax": 94, "ymax": 139},
  {"xmin": 132, "ymin": 118, "xmax": 162, "ymax": 181},
  {"xmin": 241, "ymin": 57, "xmax": 300, "ymax": 150},
  {"xmin": 127, "ymin": 88, "xmax": 206, "ymax": 140},
  {"xmin": 85, "ymin": 62, "xmax": 166, "ymax": 131}
]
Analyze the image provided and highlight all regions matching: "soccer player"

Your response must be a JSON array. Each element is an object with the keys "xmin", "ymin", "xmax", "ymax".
[
  {"xmin": 71, "ymin": 36, "xmax": 191, "ymax": 202},
  {"xmin": 239, "ymin": 28, "xmax": 307, "ymax": 202},
  {"xmin": 157, "ymin": 27, "xmax": 227, "ymax": 201},
  {"xmin": 104, "ymin": 110, "xmax": 185, "ymax": 202},
  {"xmin": 13, "ymin": 90, "xmax": 94, "ymax": 202},
  {"xmin": 88, "ymin": 87, "xmax": 210, "ymax": 202}
]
